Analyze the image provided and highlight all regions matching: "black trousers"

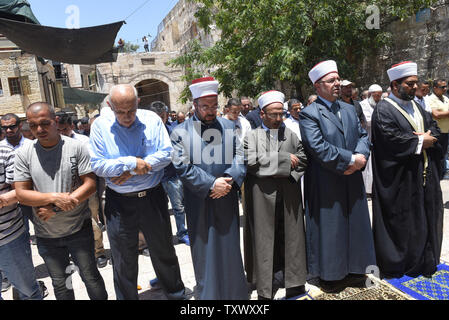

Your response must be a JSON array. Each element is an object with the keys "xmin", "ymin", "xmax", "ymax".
[
  {"xmin": 105, "ymin": 184, "xmax": 185, "ymax": 300},
  {"xmin": 439, "ymin": 133, "xmax": 449, "ymax": 179}
]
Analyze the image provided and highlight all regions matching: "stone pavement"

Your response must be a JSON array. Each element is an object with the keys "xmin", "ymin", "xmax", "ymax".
[{"xmin": 2, "ymin": 180, "xmax": 449, "ymax": 300}]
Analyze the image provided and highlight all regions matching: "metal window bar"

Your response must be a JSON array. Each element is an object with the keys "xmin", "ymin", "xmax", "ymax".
[{"xmin": 8, "ymin": 77, "xmax": 21, "ymax": 95}]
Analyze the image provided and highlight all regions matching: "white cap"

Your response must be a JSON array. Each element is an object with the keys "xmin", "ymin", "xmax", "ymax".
[
  {"xmin": 341, "ymin": 80, "xmax": 355, "ymax": 87},
  {"xmin": 189, "ymin": 77, "xmax": 219, "ymax": 100},
  {"xmin": 308, "ymin": 60, "xmax": 339, "ymax": 84},
  {"xmin": 258, "ymin": 90, "xmax": 285, "ymax": 109},
  {"xmin": 368, "ymin": 84, "xmax": 383, "ymax": 93},
  {"xmin": 387, "ymin": 61, "xmax": 418, "ymax": 82}
]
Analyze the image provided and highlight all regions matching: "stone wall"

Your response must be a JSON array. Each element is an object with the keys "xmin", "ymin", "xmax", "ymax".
[
  {"xmin": 96, "ymin": 52, "xmax": 188, "ymax": 112},
  {"xmin": 63, "ymin": 64, "xmax": 100, "ymax": 118},
  {"xmin": 151, "ymin": 1, "xmax": 449, "ymax": 100},
  {"xmin": 151, "ymin": 0, "xmax": 220, "ymax": 53},
  {"xmin": 357, "ymin": 3, "xmax": 449, "ymax": 91},
  {"xmin": 64, "ymin": 64, "xmax": 96, "ymax": 89},
  {"xmin": 0, "ymin": 52, "xmax": 47, "ymax": 116},
  {"xmin": 147, "ymin": 0, "xmax": 227, "ymax": 111},
  {"xmin": 119, "ymin": 1, "xmax": 449, "ymax": 109}
]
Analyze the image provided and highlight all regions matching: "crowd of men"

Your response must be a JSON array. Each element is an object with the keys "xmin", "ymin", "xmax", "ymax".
[{"xmin": 0, "ymin": 59, "xmax": 446, "ymax": 301}]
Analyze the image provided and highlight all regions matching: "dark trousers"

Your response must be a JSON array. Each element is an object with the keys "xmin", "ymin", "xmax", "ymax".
[
  {"xmin": 19, "ymin": 204, "xmax": 33, "ymax": 233},
  {"xmin": 105, "ymin": 184, "xmax": 185, "ymax": 300},
  {"xmin": 440, "ymin": 133, "xmax": 449, "ymax": 179},
  {"xmin": 37, "ymin": 219, "xmax": 107, "ymax": 300},
  {"xmin": 96, "ymin": 177, "xmax": 106, "ymax": 226}
]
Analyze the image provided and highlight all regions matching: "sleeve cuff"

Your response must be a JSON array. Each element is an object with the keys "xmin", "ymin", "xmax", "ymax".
[
  {"xmin": 118, "ymin": 156, "xmax": 137, "ymax": 175},
  {"xmin": 415, "ymin": 135, "xmax": 424, "ymax": 154},
  {"xmin": 349, "ymin": 154, "xmax": 356, "ymax": 166}
]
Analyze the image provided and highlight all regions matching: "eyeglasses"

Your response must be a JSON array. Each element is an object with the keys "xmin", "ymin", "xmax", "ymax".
[
  {"xmin": 319, "ymin": 77, "xmax": 341, "ymax": 85},
  {"xmin": 437, "ymin": 86, "xmax": 448, "ymax": 89},
  {"xmin": 198, "ymin": 105, "xmax": 219, "ymax": 112},
  {"xmin": 1, "ymin": 124, "xmax": 19, "ymax": 131},
  {"xmin": 265, "ymin": 113, "xmax": 284, "ymax": 119}
]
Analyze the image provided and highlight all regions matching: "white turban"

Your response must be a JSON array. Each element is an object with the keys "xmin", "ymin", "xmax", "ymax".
[
  {"xmin": 189, "ymin": 77, "xmax": 219, "ymax": 100},
  {"xmin": 308, "ymin": 60, "xmax": 339, "ymax": 84},
  {"xmin": 368, "ymin": 84, "xmax": 383, "ymax": 93},
  {"xmin": 387, "ymin": 61, "xmax": 418, "ymax": 82},
  {"xmin": 258, "ymin": 90, "xmax": 285, "ymax": 109}
]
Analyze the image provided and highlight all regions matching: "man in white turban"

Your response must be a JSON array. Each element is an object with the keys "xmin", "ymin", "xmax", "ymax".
[
  {"xmin": 299, "ymin": 60, "xmax": 375, "ymax": 293},
  {"xmin": 359, "ymin": 84, "xmax": 383, "ymax": 195},
  {"xmin": 360, "ymin": 84, "xmax": 383, "ymax": 139},
  {"xmin": 171, "ymin": 77, "xmax": 248, "ymax": 300},
  {"xmin": 371, "ymin": 61, "xmax": 444, "ymax": 278},
  {"xmin": 243, "ymin": 90, "xmax": 308, "ymax": 300}
]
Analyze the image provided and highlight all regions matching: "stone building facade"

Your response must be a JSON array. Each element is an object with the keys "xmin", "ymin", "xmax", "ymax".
[
  {"xmin": 149, "ymin": 0, "xmax": 226, "ymax": 110},
  {"xmin": 99, "ymin": 1, "xmax": 449, "ymax": 111},
  {"xmin": 150, "ymin": 0, "xmax": 219, "ymax": 53},
  {"xmin": 151, "ymin": 1, "xmax": 449, "ymax": 100},
  {"xmin": 96, "ymin": 51, "xmax": 187, "ymax": 111},
  {"xmin": 60, "ymin": 63, "xmax": 101, "ymax": 118},
  {"xmin": 351, "ymin": 2, "xmax": 449, "ymax": 92},
  {"xmin": 64, "ymin": 64, "xmax": 97, "ymax": 90},
  {"xmin": 94, "ymin": 0, "xmax": 223, "ymax": 113},
  {"xmin": 0, "ymin": 35, "xmax": 63, "ymax": 117}
]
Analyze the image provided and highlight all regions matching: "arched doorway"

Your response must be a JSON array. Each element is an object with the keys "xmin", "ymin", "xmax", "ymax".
[{"xmin": 135, "ymin": 79, "xmax": 170, "ymax": 109}]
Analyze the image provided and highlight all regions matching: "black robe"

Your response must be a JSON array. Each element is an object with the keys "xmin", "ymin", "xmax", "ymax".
[
  {"xmin": 371, "ymin": 98, "xmax": 444, "ymax": 278},
  {"xmin": 350, "ymin": 99, "xmax": 367, "ymax": 129}
]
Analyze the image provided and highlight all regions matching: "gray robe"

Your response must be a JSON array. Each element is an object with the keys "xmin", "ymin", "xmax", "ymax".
[
  {"xmin": 171, "ymin": 115, "xmax": 248, "ymax": 300},
  {"xmin": 243, "ymin": 125, "xmax": 308, "ymax": 298}
]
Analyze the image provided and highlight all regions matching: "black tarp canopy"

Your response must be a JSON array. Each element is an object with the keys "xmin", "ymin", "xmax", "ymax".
[
  {"xmin": 0, "ymin": 0, "xmax": 125, "ymax": 64},
  {"xmin": 63, "ymin": 87, "xmax": 107, "ymax": 105},
  {"xmin": 0, "ymin": 0, "xmax": 39, "ymax": 24},
  {"xmin": 0, "ymin": 18, "xmax": 124, "ymax": 64}
]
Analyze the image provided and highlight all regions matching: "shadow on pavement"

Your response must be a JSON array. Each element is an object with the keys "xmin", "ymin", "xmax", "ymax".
[{"xmin": 138, "ymin": 286, "xmax": 194, "ymax": 300}]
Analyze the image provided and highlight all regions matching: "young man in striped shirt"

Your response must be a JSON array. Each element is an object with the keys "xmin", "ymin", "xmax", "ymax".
[{"xmin": 0, "ymin": 143, "xmax": 42, "ymax": 300}]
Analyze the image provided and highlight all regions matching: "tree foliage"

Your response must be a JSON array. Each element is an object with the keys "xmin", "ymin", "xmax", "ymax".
[
  {"xmin": 123, "ymin": 41, "xmax": 140, "ymax": 53},
  {"xmin": 170, "ymin": 0, "xmax": 439, "ymax": 102}
]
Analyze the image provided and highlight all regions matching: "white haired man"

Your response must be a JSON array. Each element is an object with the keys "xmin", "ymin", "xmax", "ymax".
[{"xmin": 89, "ymin": 84, "xmax": 185, "ymax": 300}]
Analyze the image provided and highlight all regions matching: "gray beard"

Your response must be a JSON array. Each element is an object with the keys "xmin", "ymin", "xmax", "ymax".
[{"xmin": 368, "ymin": 96, "xmax": 377, "ymax": 108}]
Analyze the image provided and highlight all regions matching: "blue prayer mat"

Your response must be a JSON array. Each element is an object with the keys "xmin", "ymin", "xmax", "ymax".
[{"xmin": 386, "ymin": 264, "xmax": 449, "ymax": 300}]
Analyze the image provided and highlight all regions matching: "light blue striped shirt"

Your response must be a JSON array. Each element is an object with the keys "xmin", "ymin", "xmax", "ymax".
[
  {"xmin": 317, "ymin": 95, "xmax": 334, "ymax": 110},
  {"xmin": 89, "ymin": 107, "xmax": 173, "ymax": 193}
]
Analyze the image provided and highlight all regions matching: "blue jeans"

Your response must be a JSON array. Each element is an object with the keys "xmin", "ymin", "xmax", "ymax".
[
  {"xmin": 162, "ymin": 176, "xmax": 188, "ymax": 239},
  {"xmin": 0, "ymin": 232, "xmax": 42, "ymax": 300},
  {"xmin": 36, "ymin": 219, "xmax": 107, "ymax": 300}
]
